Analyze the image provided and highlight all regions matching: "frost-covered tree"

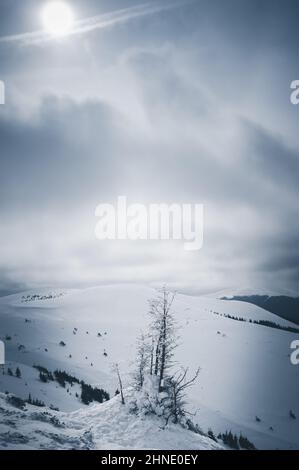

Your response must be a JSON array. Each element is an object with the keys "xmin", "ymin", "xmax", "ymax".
[
  {"xmin": 131, "ymin": 287, "xmax": 200, "ymax": 427},
  {"xmin": 149, "ymin": 286, "xmax": 177, "ymax": 392},
  {"xmin": 133, "ymin": 333, "xmax": 150, "ymax": 390}
]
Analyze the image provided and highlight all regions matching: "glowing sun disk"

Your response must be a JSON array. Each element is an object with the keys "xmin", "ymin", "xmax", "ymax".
[{"xmin": 42, "ymin": 1, "xmax": 74, "ymax": 36}]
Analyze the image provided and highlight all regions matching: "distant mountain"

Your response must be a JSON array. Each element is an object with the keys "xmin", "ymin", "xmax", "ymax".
[
  {"xmin": 221, "ymin": 295, "xmax": 299, "ymax": 325},
  {"xmin": 212, "ymin": 286, "xmax": 298, "ymax": 299}
]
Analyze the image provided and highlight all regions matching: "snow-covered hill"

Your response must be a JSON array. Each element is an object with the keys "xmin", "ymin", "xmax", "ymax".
[{"xmin": 0, "ymin": 284, "xmax": 299, "ymax": 450}]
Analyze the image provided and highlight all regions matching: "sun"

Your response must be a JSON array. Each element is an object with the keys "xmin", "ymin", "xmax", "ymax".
[{"xmin": 42, "ymin": 1, "xmax": 74, "ymax": 36}]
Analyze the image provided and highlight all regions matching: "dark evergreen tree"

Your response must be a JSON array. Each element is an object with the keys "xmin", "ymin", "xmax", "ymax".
[
  {"xmin": 290, "ymin": 410, "xmax": 296, "ymax": 419},
  {"xmin": 239, "ymin": 434, "xmax": 256, "ymax": 450},
  {"xmin": 207, "ymin": 429, "xmax": 217, "ymax": 442},
  {"xmin": 81, "ymin": 382, "xmax": 109, "ymax": 405},
  {"xmin": 39, "ymin": 372, "xmax": 48, "ymax": 383}
]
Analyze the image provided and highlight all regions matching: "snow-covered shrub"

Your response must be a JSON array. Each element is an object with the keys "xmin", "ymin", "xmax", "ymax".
[
  {"xmin": 134, "ymin": 375, "xmax": 167, "ymax": 417},
  {"xmin": 130, "ymin": 371, "xmax": 199, "ymax": 428}
]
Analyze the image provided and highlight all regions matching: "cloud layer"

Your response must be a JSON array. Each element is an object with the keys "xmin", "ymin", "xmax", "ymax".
[{"xmin": 0, "ymin": 0, "xmax": 298, "ymax": 295}]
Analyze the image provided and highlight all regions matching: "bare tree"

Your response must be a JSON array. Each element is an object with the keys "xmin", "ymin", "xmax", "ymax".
[
  {"xmin": 133, "ymin": 332, "xmax": 149, "ymax": 389},
  {"xmin": 166, "ymin": 367, "xmax": 200, "ymax": 424},
  {"xmin": 149, "ymin": 286, "xmax": 177, "ymax": 392},
  {"xmin": 149, "ymin": 335, "xmax": 155, "ymax": 376},
  {"xmin": 130, "ymin": 287, "xmax": 200, "ymax": 428},
  {"xmin": 113, "ymin": 363, "xmax": 125, "ymax": 405}
]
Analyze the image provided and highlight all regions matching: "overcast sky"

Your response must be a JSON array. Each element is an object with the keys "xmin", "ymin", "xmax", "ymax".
[{"xmin": 0, "ymin": 0, "xmax": 299, "ymax": 296}]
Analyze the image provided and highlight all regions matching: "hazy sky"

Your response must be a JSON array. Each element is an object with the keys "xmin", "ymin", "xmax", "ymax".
[{"xmin": 0, "ymin": 0, "xmax": 299, "ymax": 296}]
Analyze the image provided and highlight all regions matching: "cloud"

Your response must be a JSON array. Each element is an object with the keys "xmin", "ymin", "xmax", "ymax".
[
  {"xmin": 241, "ymin": 120, "xmax": 299, "ymax": 197},
  {"xmin": 0, "ymin": 78, "xmax": 298, "ymax": 295},
  {"xmin": 0, "ymin": 0, "xmax": 298, "ymax": 295}
]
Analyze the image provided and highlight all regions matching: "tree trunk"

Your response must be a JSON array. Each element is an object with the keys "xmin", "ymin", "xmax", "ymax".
[
  {"xmin": 159, "ymin": 294, "xmax": 167, "ymax": 392},
  {"xmin": 149, "ymin": 338, "xmax": 154, "ymax": 375},
  {"xmin": 116, "ymin": 365, "xmax": 125, "ymax": 405},
  {"xmin": 154, "ymin": 336, "xmax": 161, "ymax": 376}
]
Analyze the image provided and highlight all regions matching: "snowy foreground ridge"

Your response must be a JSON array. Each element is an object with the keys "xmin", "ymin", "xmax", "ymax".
[
  {"xmin": 0, "ymin": 391, "xmax": 222, "ymax": 450},
  {"xmin": 0, "ymin": 284, "xmax": 299, "ymax": 450}
]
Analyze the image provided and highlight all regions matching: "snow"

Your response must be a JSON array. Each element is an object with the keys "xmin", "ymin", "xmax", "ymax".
[
  {"xmin": 0, "ymin": 284, "xmax": 299, "ymax": 449},
  {"xmin": 0, "ymin": 391, "xmax": 222, "ymax": 450}
]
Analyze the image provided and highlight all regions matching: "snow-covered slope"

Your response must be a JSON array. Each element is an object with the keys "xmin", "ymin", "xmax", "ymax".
[
  {"xmin": 0, "ymin": 284, "xmax": 298, "ymax": 450},
  {"xmin": 0, "ymin": 391, "xmax": 222, "ymax": 450}
]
